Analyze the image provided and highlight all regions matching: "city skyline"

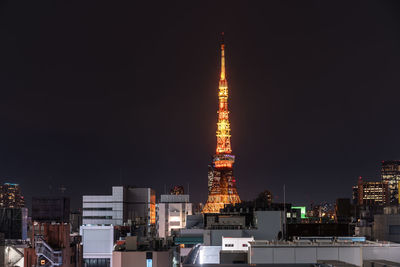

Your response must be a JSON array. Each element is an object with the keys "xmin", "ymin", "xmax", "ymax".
[{"xmin": 2, "ymin": 2, "xmax": 400, "ymax": 210}]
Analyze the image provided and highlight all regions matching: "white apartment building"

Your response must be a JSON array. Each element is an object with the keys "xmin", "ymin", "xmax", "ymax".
[
  {"xmin": 157, "ymin": 194, "xmax": 192, "ymax": 239},
  {"xmin": 80, "ymin": 225, "xmax": 114, "ymax": 267},
  {"xmin": 82, "ymin": 186, "xmax": 156, "ymax": 226}
]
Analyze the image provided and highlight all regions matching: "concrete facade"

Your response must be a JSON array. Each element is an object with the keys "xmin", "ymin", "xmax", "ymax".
[
  {"xmin": 82, "ymin": 186, "xmax": 156, "ymax": 226},
  {"xmin": 248, "ymin": 241, "xmax": 400, "ymax": 266},
  {"xmin": 373, "ymin": 213, "xmax": 400, "ymax": 243},
  {"xmin": 112, "ymin": 250, "xmax": 172, "ymax": 267},
  {"xmin": 80, "ymin": 225, "xmax": 114, "ymax": 266},
  {"xmin": 157, "ymin": 194, "xmax": 192, "ymax": 239}
]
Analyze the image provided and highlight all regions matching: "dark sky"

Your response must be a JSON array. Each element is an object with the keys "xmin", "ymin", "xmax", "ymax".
[{"xmin": 1, "ymin": 1, "xmax": 400, "ymax": 210}]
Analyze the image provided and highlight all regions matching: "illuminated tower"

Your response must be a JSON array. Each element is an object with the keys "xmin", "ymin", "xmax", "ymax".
[{"xmin": 203, "ymin": 34, "xmax": 241, "ymax": 213}]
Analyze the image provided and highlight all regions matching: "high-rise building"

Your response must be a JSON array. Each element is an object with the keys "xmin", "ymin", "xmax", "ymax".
[
  {"xmin": 203, "ymin": 34, "xmax": 241, "ymax": 213},
  {"xmin": 358, "ymin": 179, "xmax": 389, "ymax": 206},
  {"xmin": 82, "ymin": 186, "xmax": 156, "ymax": 226},
  {"xmin": 381, "ymin": 160, "xmax": 400, "ymax": 205},
  {"xmin": 0, "ymin": 183, "xmax": 25, "ymax": 208},
  {"xmin": 32, "ymin": 196, "xmax": 70, "ymax": 223},
  {"xmin": 352, "ymin": 185, "xmax": 359, "ymax": 205},
  {"xmin": 0, "ymin": 207, "xmax": 28, "ymax": 239}
]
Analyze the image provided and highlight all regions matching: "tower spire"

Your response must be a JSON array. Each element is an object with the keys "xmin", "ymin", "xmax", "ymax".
[
  {"xmin": 220, "ymin": 32, "xmax": 225, "ymax": 80},
  {"xmin": 216, "ymin": 32, "xmax": 231, "ymax": 155}
]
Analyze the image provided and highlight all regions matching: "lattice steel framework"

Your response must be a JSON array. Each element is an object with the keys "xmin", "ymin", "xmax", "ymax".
[{"xmin": 203, "ymin": 34, "xmax": 241, "ymax": 213}]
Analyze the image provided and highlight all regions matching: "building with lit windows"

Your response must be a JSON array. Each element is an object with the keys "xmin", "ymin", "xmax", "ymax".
[
  {"xmin": 381, "ymin": 160, "xmax": 400, "ymax": 205},
  {"xmin": 0, "ymin": 183, "xmax": 24, "ymax": 208},
  {"xmin": 357, "ymin": 179, "xmax": 389, "ymax": 206},
  {"xmin": 82, "ymin": 186, "xmax": 156, "ymax": 227},
  {"xmin": 156, "ymin": 194, "xmax": 192, "ymax": 239}
]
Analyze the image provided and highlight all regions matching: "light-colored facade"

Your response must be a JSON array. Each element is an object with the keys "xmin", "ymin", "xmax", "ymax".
[
  {"xmin": 82, "ymin": 186, "xmax": 156, "ymax": 226},
  {"xmin": 157, "ymin": 194, "xmax": 192, "ymax": 239},
  {"xmin": 221, "ymin": 237, "xmax": 254, "ymax": 251},
  {"xmin": 80, "ymin": 225, "xmax": 114, "ymax": 267},
  {"xmin": 177, "ymin": 210, "xmax": 284, "ymax": 246},
  {"xmin": 185, "ymin": 241, "xmax": 400, "ymax": 266},
  {"xmin": 248, "ymin": 240, "xmax": 400, "ymax": 266}
]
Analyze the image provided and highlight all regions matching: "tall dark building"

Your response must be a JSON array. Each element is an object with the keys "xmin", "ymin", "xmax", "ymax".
[
  {"xmin": 352, "ymin": 185, "xmax": 359, "ymax": 205},
  {"xmin": 32, "ymin": 197, "xmax": 70, "ymax": 223},
  {"xmin": 0, "ymin": 208, "xmax": 28, "ymax": 239},
  {"xmin": 0, "ymin": 183, "xmax": 25, "ymax": 208},
  {"xmin": 381, "ymin": 160, "xmax": 400, "ymax": 205}
]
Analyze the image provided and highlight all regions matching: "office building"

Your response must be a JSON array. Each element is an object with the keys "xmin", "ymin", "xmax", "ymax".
[
  {"xmin": 381, "ymin": 160, "xmax": 400, "ymax": 205},
  {"xmin": 156, "ymin": 194, "xmax": 192, "ymax": 239},
  {"xmin": 0, "ymin": 183, "xmax": 24, "ymax": 208},
  {"xmin": 357, "ymin": 179, "xmax": 389, "ymax": 206},
  {"xmin": 0, "ymin": 208, "xmax": 28, "ymax": 239},
  {"xmin": 352, "ymin": 185, "xmax": 359, "ymax": 205},
  {"xmin": 82, "ymin": 186, "xmax": 156, "ymax": 226},
  {"xmin": 32, "ymin": 196, "xmax": 70, "ymax": 223}
]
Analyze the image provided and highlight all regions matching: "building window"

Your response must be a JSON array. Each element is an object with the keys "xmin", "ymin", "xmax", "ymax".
[
  {"xmin": 389, "ymin": 225, "xmax": 400, "ymax": 235},
  {"xmin": 82, "ymin": 216, "xmax": 113, "ymax": 219},
  {"xmin": 83, "ymin": 208, "xmax": 112, "ymax": 211}
]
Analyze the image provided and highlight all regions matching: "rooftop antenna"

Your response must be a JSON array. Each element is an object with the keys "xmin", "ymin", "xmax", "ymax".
[{"xmin": 283, "ymin": 184, "xmax": 286, "ymax": 240}]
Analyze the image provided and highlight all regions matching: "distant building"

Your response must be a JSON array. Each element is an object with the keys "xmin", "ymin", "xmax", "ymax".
[
  {"xmin": 0, "ymin": 183, "xmax": 24, "ymax": 208},
  {"xmin": 335, "ymin": 198, "xmax": 352, "ymax": 223},
  {"xmin": 157, "ymin": 194, "xmax": 192, "ymax": 239},
  {"xmin": 82, "ymin": 186, "xmax": 156, "ymax": 227},
  {"xmin": 70, "ymin": 210, "xmax": 82, "ymax": 233},
  {"xmin": 358, "ymin": 179, "xmax": 389, "ymax": 206},
  {"xmin": 24, "ymin": 222, "xmax": 83, "ymax": 267},
  {"xmin": 32, "ymin": 196, "xmax": 70, "ymax": 223},
  {"xmin": 0, "ymin": 208, "xmax": 28, "ymax": 239},
  {"xmin": 373, "ymin": 206, "xmax": 400, "ymax": 243},
  {"xmin": 381, "ymin": 160, "xmax": 400, "ymax": 205},
  {"xmin": 169, "ymin": 185, "xmax": 184, "ymax": 195},
  {"xmin": 352, "ymin": 185, "xmax": 359, "ymax": 205}
]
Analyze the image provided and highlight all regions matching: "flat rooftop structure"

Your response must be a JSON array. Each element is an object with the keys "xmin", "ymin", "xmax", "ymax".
[
  {"xmin": 249, "ymin": 239, "xmax": 400, "ymax": 247},
  {"xmin": 248, "ymin": 240, "xmax": 400, "ymax": 266}
]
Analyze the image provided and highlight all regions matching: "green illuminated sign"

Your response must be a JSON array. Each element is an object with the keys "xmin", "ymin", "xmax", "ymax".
[{"xmin": 292, "ymin": 206, "xmax": 307, "ymax": 219}]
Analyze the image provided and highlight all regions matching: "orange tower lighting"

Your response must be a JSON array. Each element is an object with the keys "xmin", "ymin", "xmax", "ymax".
[{"xmin": 203, "ymin": 33, "xmax": 241, "ymax": 213}]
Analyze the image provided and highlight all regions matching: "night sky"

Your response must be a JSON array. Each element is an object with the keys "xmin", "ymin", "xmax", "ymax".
[{"xmin": 1, "ymin": 1, "xmax": 400, "ymax": 210}]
